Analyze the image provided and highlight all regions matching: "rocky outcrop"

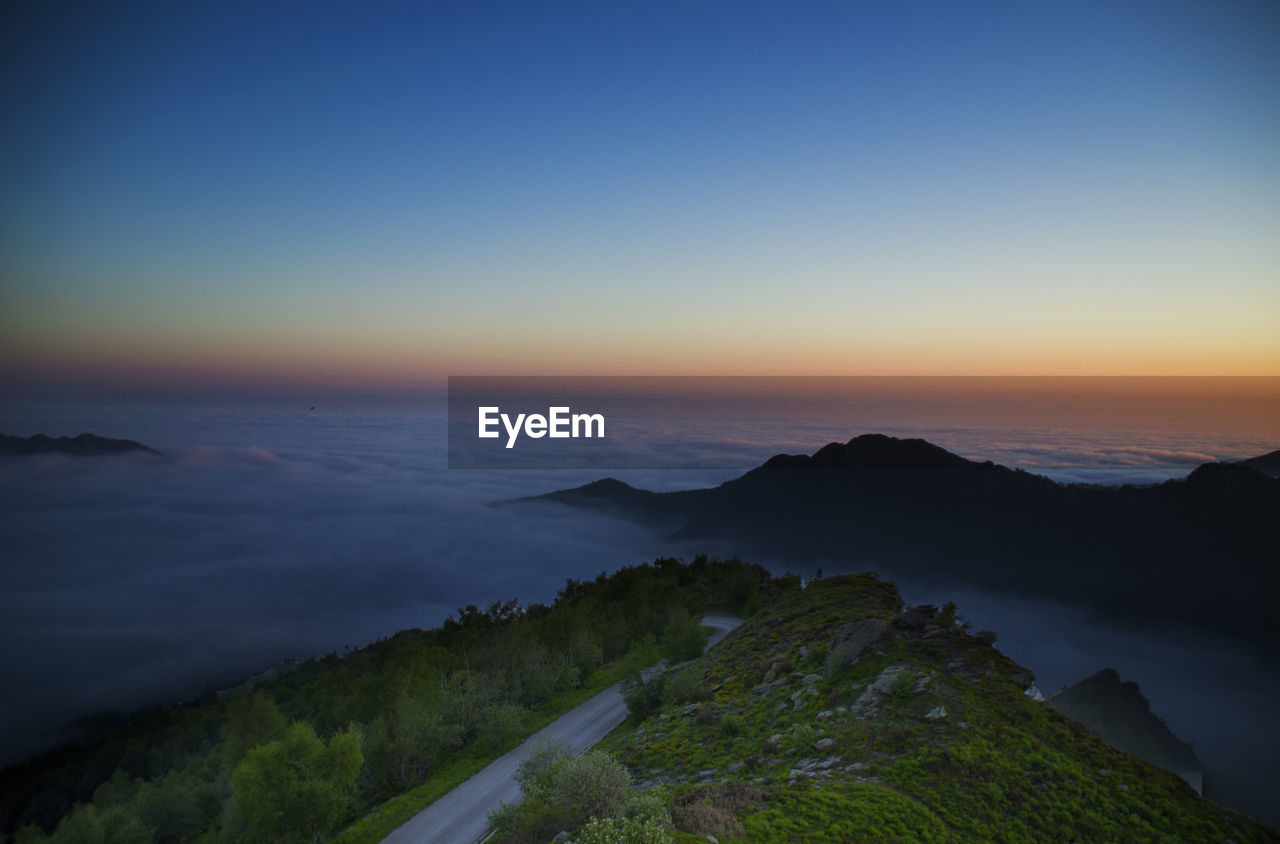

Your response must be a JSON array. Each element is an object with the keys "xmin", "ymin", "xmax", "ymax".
[
  {"xmin": 823, "ymin": 618, "xmax": 887, "ymax": 676},
  {"xmin": 1049, "ymin": 668, "xmax": 1203, "ymax": 794}
]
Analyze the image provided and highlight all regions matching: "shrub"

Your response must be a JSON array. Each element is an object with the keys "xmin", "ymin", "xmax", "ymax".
[
  {"xmin": 475, "ymin": 703, "xmax": 528, "ymax": 753},
  {"xmin": 489, "ymin": 751, "xmax": 634, "ymax": 844},
  {"xmin": 577, "ymin": 814, "xmax": 674, "ymax": 843},
  {"xmin": 659, "ymin": 611, "xmax": 707, "ymax": 664},
  {"xmin": 670, "ymin": 801, "xmax": 742, "ymax": 839},
  {"xmin": 515, "ymin": 741, "xmax": 573, "ymax": 789},
  {"xmin": 661, "ymin": 666, "xmax": 708, "ymax": 706},
  {"xmin": 623, "ymin": 672, "xmax": 666, "ymax": 721},
  {"xmin": 531, "ymin": 751, "xmax": 631, "ymax": 820},
  {"xmin": 791, "ymin": 723, "xmax": 817, "ymax": 749},
  {"xmin": 719, "ymin": 714, "xmax": 745, "ymax": 738},
  {"xmin": 671, "ymin": 782, "xmax": 765, "ymax": 838},
  {"xmin": 619, "ymin": 788, "xmax": 673, "ymax": 827},
  {"xmin": 888, "ymin": 670, "xmax": 916, "ymax": 704}
]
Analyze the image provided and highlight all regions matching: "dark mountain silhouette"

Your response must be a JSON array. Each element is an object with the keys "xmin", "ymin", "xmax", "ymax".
[
  {"xmin": 521, "ymin": 435, "xmax": 1280, "ymax": 654},
  {"xmin": 0, "ymin": 433, "xmax": 162, "ymax": 458},
  {"xmin": 1049, "ymin": 668, "xmax": 1203, "ymax": 794},
  {"xmin": 1237, "ymin": 449, "xmax": 1280, "ymax": 477}
]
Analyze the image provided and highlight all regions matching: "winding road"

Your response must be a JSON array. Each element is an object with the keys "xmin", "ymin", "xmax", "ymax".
[{"xmin": 381, "ymin": 615, "xmax": 742, "ymax": 844}]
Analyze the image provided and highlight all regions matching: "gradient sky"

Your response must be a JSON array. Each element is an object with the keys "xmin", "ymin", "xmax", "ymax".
[{"xmin": 2, "ymin": 0, "xmax": 1277, "ymax": 385}]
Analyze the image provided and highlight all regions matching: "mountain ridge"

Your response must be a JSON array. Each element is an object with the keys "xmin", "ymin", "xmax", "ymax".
[
  {"xmin": 519, "ymin": 434, "xmax": 1280, "ymax": 654},
  {"xmin": 0, "ymin": 432, "xmax": 162, "ymax": 458}
]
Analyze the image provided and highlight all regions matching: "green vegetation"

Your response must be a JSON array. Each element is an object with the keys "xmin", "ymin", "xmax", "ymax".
[
  {"xmin": 487, "ymin": 743, "xmax": 674, "ymax": 844},
  {"xmin": 585, "ymin": 574, "xmax": 1279, "ymax": 843},
  {"xmin": 231, "ymin": 723, "xmax": 362, "ymax": 843},
  {"xmin": 7, "ymin": 562, "xmax": 1276, "ymax": 844},
  {"xmin": 0, "ymin": 556, "xmax": 771, "ymax": 844}
]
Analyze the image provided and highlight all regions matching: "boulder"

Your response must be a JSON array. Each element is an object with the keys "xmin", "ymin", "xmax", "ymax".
[{"xmin": 824, "ymin": 618, "xmax": 888, "ymax": 676}]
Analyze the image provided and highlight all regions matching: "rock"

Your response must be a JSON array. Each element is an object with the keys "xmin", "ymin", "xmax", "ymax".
[
  {"xmin": 913, "ymin": 675, "xmax": 931, "ymax": 691},
  {"xmin": 697, "ymin": 768, "xmax": 717, "ymax": 779},
  {"xmin": 790, "ymin": 683, "xmax": 819, "ymax": 709},
  {"xmin": 974, "ymin": 630, "xmax": 998, "ymax": 645},
  {"xmin": 925, "ymin": 705, "xmax": 948, "ymax": 720},
  {"xmin": 825, "ymin": 618, "xmax": 888, "ymax": 675},
  {"xmin": 814, "ymin": 737, "xmax": 837, "ymax": 750},
  {"xmin": 853, "ymin": 664, "xmax": 909, "ymax": 716},
  {"xmin": 754, "ymin": 677, "xmax": 786, "ymax": 694},
  {"xmin": 1024, "ymin": 683, "xmax": 1045, "ymax": 702},
  {"xmin": 704, "ymin": 836, "xmax": 720, "ymax": 844},
  {"xmin": 802, "ymin": 673, "xmax": 823, "ymax": 684},
  {"xmin": 727, "ymin": 762, "xmax": 745, "ymax": 774},
  {"xmin": 892, "ymin": 605, "xmax": 938, "ymax": 630},
  {"xmin": 816, "ymin": 709, "xmax": 834, "ymax": 720}
]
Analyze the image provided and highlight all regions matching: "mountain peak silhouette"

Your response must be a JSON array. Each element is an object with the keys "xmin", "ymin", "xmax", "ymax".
[
  {"xmin": 521, "ymin": 434, "xmax": 1280, "ymax": 653},
  {"xmin": 760, "ymin": 433, "xmax": 973, "ymax": 471}
]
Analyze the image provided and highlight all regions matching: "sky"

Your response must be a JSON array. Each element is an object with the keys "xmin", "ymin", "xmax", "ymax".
[{"xmin": 1, "ymin": 0, "xmax": 1278, "ymax": 386}]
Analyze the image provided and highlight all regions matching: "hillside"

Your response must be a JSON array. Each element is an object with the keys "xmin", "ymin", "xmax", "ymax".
[
  {"xmin": 1238, "ymin": 449, "xmax": 1280, "ymax": 477},
  {"xmin": 0, "ymin": 557, "xmax": 773, "ymax": 844},
  {"xmin": 584, "ymin": 575, "xmax": 1276, "ymax": 843},
  {"xmin": 1049, "ymin": 668, "xmax": 1203, "ymax": 794},
  {"xmin": 522, "ymin": 434, "xmax": 1280, "ymax": 651}
]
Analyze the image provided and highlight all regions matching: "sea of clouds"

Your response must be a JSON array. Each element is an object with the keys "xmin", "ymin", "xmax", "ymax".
[{"xmin": 1, "ymin": 389, "xmax": 1276, "ymax": 824}]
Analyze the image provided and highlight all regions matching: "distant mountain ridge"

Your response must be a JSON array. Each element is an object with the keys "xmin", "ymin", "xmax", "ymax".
[
  {"xmin": 0, "ymin": 433, "xmax": 162, "ymax": 457},
  {"xmin": 1049, "ymin": 668, "xmax": 1203, "ymax": 794},
  {"xmin": 1237, "ymin": 448, "xmax": 1280, "ymax": 477},
  {"xmin": 522, "ymin": 434, "xmax": 1280, "ymax": 653}
]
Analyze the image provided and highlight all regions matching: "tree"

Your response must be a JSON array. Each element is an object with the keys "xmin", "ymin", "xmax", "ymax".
[
  {"xmin": 489, "ymin": 750, "xmax": 633, "ymax": 844},
  {"xmin": 659, "ymin": 610, "xmax": 706, "ymax": 664},
  {"xmin": 38, "ymin": 804, "xmax": 154, "ymax": 844},
  {"xmin": 231, "ymin": 722, "xmax": 362, "ymax": 844},
  {"xmin": 361, "ymin": 692, "xmax": 463, "ymax": 799},
  {"xmin": 221, "ymin": 691, "xmax": 286, "ymax": 769}
]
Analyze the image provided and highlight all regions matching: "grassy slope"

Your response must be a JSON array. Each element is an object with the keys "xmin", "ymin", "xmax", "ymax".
[
  {"xmin": 602, "ymin": 575, "xmax": 1278, "ymax": 843},
  {"xmin": 333, "ymin": 639, "xmax": 661, "ymax": 844}
]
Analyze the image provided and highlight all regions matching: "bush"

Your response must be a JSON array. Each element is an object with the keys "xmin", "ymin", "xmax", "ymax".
[
  {"xmin": 661, "ymin": 666, "xmax": 709, "ymax": 706},
  {"xmin": 671, "ymin": 801, "xmax": 741, "ymax": 838},
  {"xmin": 619, "ymin": 788, "xmax": 673, "ymax": 826},
  {"xmin": 515, "ymin": 741, "xmax": 573, "ymax": 789},
  {"xmin": 489, "ymin": 751, "xmax": 634, "ymax": 844},
  {"xmin": 475, "ymin": 703, "xmax": 528, "ymax": 753},
  {"xmin": 659, "ymin": 611, "xmax": 707, "ymax": 664},
  {"xmin": 888, "ymin": 670, "xmax": 916, "ymax": 704},
  {"xmin": 623, "ymin": 672, "xmax": 666, "ymax": 722},
  {"xmin": 576, "ymin": 814, "xmax": 673, "ymax": 844},
  {"xmin": 719, "ymin": 714, "xmax": 745, "ymax": 738}
]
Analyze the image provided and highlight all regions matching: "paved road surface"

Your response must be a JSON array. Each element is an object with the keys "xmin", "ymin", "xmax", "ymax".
[{"xmin": 381, "ymin": 615, "xmax": 742, "ymax": 844}]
